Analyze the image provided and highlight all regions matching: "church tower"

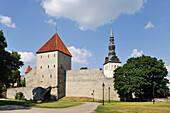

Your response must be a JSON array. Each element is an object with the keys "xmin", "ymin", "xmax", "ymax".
[{"xmin": 104, "ymin": 22, "xmax": 121, "ymax": 78}]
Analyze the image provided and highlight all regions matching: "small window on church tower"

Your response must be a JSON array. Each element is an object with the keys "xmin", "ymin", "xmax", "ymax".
[
  {"xmin": 48, "ymin": 55, "xmax": 49, "ymax": 58},
  {"xmin": 41, "ymin": 55, "xmax": 42, "ymax": 59},
  {"xmin": 54, "ymin": 54, "xmax": 55, "ymax": 57},
  {"xmin": 114, "ymin": 65, "xmax": 116, "ymax": 69},
  {"xmin": 40, "ymin": 66, "xmax": 42, "ymax": 69},
  {"xmin": 48, "ymin": 65, "xmax": 49, "ymax": 68},
  {"xmin": 50, "ymin": 75, "xmax": 52, "ymax": 78},
  {"xmin": 54, "ymin": 65, "xmax": 55, "ymax": 68},
  {"xmin": 42, "ymin": 75, "xmax": 44, "ymax": 78}
]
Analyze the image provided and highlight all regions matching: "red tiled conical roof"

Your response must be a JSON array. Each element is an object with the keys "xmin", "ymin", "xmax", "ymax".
[
  {"xmin": 25, "ymin": 65, "xmax": 31, "ymax": 74},
  {"xmin": 36, "ymin": 33, "xmax": 72, "ymax": 57}
]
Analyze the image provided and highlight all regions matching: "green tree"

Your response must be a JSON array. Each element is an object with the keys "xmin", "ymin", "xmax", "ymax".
[
  {"xmin": 0, "ymin": 30, "xmax": 23, "ymax": 93},
  {"xmin": 114, "ymin": 55, "xmax": 169, "ymax": 101},
  {"xmin": 9, "ymin": 51, "xmax": 24, "ymax": 87},
  {"xmin": 0, "ymin": 30, "xmax": 9, "ymax": 92}
]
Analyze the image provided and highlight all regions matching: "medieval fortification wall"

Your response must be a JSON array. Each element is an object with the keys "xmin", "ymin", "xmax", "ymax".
[{"xmin": 66, "ymin": 69, "xmax": 120, "ymax": 100}]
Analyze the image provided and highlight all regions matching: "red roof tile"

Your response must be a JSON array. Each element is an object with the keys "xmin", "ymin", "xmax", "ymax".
[
  {"xmin": 36, "ymin": 33, "xmax": 72, "ymax": 57},
  {"xmin": 25, "ymin": 65, "xmax": 31, "ymax": 74}
]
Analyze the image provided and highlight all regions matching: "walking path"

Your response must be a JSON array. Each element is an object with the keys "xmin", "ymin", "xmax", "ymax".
[{"xmin": 0, "ymin": 102, "xmax": 100, "ymax": 113}]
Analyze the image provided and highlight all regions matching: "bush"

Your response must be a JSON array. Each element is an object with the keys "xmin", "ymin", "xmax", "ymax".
[
  {"xmin": 80, "ymin": 67, "xmax": 87, "ymax": 70},
  {"xmin": 15, "ymin": 92, "xmax": 26, "ymax": 100},
  {"xmin": 1, "ymin": 87, "xmax": 7, "ymax": 92}
]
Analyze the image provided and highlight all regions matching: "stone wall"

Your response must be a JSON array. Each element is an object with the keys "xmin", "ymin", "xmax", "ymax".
[
  {"xmin": 36, "ymin": 51, "xmax": 58, "ymax": 88},
  {"xmin": 58, "ymin": 52, "xmax": 71, "ymax": 98},
  {"xmin": 7, "ymin": 87, "xmax": 34, "ymax": 100},
  {"xmin": 25, "ymin": 67, "xmax": 36, "ymax": 87},
  {"xmin": 66, "ymin": 69, "xmax": 120, "ymax": 100}
]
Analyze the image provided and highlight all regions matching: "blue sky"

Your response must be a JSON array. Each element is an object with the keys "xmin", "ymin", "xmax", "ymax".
[{"xmin": 0, "ymin": 0, "xmax": 170, "ymax": 86}]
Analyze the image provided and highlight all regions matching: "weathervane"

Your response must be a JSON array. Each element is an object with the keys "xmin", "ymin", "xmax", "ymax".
[
  {"xmin": 55, "ymin": 25, "xmax": 57, "ymax": 33},
  {"xmin": 110, "ymin": 20, "xmax": 113, "ymax": 37}
]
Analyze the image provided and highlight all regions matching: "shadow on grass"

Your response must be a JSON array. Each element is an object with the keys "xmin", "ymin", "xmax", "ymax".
[
  {"xmin": 0, "ymin": 105, "xmax": 31, "ymax": 111},
  {"xmin": 0, "ymin": 100, "xmax": 35, "ymax": 111}
]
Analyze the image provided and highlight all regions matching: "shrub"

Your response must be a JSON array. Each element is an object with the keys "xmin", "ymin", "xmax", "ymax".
[
  {"xmin": 80, "ymin": 67, "xmax": 87, "ymax": 70},
  {"xmin": 15, "ymin": 92, "xmax": 26, "ymax": 100}
]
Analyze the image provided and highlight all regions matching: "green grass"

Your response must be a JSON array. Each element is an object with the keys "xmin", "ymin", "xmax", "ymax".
[
  {"xmin": 0, "ymin": 100, "xmax": 83, "ymax": 108},
  {"xmin": 96, "ymin": 101, "xmax": 170, "ymax": 113},
  {"xmin": 58, "ymin": 97, "xmax": 118, "ymax": 102},
  {"xmin": 58, "ymin": 97, "xmax": 98, "ymax": 102}
]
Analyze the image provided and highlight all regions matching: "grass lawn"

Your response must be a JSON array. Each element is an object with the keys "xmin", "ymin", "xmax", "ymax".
[
  {"xmin": 0, "ymin": 100, "xmax": 83, "ymax": 108},
  {"xmin": 96, "ymin": 101, "xmax": 170, "ymax": 113},
  {"xmin": 58, "ymin": 97, "xmax": 97, "ymax": 102}
]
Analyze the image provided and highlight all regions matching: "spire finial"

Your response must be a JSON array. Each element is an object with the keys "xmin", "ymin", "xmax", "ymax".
[
  {"xmin": 55, "ymin": 25, "xmax": 57, "ymax": 33},
  {"xmin": 110, "ymin": 20, "xmax": 113, "ymax": 37}
]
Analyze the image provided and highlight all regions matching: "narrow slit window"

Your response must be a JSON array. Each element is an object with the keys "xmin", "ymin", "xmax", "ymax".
[
  {"xmin": 42, "ymin": 75, "xmax": 44, "ymax": 78},
  {"xmin": 48, "ymin": 65, "xmax": 49, "ymax": 68},
  {"xmin": 50, "ymin": 75, "xmax": 52, "ymax": 78}
]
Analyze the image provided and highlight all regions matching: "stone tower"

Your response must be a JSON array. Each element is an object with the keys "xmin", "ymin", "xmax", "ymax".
[
  {"xmin": 35, "ymin": 33, "xmax": 72, "ymax": 99},
  {"xmin": 104, "ymin": 22, "xmax": 121, "ymax": 78}
]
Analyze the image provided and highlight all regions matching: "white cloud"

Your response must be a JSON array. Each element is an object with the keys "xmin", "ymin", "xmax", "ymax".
[
  {"xmin": 41, "ymin": 0, "xmax": 147, "ymax": 31},
  {"xmin": 18, "ymin": 52, "xmax": 36, "ymax": 63},
  {"xmin": 68, "ymin": 46, "xmax": 92, "ymax": 65},
  {"xmin": 131, "ymin": 49, "xmax": 143, "ymax": 57},
  {"xmin": 0, "ymin": 14, "xmax": 16, "ymax": 28},
  {"xmin": 166, "ymin": 65, "xmax": 170, "ymax": 72},
  {"xmin": 165, "ymin": 65, "xmax": 170, "ymax": 88},
  {"xmin": 145, "ymin": 21, "xmax": 154, "ymax": 29},
  {"xmin": 45, "ymin": 19, "xmax": 56, "ymax": 26},
  {"xmin": 18, "ymin": 52, "xmax": 36, "ymax": 75}
]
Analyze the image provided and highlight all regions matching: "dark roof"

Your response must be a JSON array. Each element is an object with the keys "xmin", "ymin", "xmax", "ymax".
[{"xmin": 103, "ymin": 56, "xmax": 121, "ymax": 65}]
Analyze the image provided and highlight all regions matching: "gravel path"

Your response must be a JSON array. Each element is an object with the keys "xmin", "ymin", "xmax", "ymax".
[{"xmin": 0, "ymin": 102, "xmax": 100, "ymax": 113}]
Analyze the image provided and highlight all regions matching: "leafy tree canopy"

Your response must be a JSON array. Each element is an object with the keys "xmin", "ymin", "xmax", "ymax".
[
  {"xmin": 114, "ymin": 55, "xmax": 169, "ymax": 101},
  {"xmin": 0, "ymin": 30, "xmax": 24, "ymax": 94}
]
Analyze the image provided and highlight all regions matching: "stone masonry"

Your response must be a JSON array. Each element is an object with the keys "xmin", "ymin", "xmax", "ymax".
[{"xmin": 66, "ymin": 69, "xmax": 119, "ymax": 100}]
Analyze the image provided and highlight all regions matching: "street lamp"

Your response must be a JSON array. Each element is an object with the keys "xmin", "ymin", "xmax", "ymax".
[
  {"xmin": 91, "ymin": 90, "xmax": 95, "ymax": 102},
  {"xmin": 102, "ymin": 83, "xmax": 105, "ymax": 105},
  {"xmin": 108, "ymin": 87, "xmax": 110, "ymax": 103}
]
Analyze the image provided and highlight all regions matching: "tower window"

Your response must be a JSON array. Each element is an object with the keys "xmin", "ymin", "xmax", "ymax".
[
  {"xmin": 114, "ymin": 65, "xmax": 116, "ymax": 69},
  {"xmin": 50, "ymin": 75, "xmax": 52, "ymax": 78},
  {"xmin": 54, "ymin": 65, "xmax": 55, "ymax": 68},
  {"xmin": 40, "ymin": 66, "xmax": 42, "ymax": 69},
  {"xmin": 54, "ymin": 54, "xmax": 55, "ymax": 57},
  {"xmin": 48, "ymin": 65, "xmax": 49, "ymax": 68},
  {"xmin": 42, "ymin": 75, "xmax": 44, "ymax": 78},
  {"xmin": 41, "ymin": 55, "xmax": 42, "ymax": 59},
  {"xmin": 48, "ymin": 55, "xmax": 49, "ymax": 58}
]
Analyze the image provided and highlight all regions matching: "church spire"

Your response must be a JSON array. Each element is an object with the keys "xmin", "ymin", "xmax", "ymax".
[
  {"xmin": 103, "ymin": 22, "xmax": 121, "ymax": 65},
  {"xmin": 108, "ymin": 21, "xmax": 115, "ymax": 57},
  {"xmin": 110, "ymin": 20, "xmax": 113, "ymax": 37}
]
